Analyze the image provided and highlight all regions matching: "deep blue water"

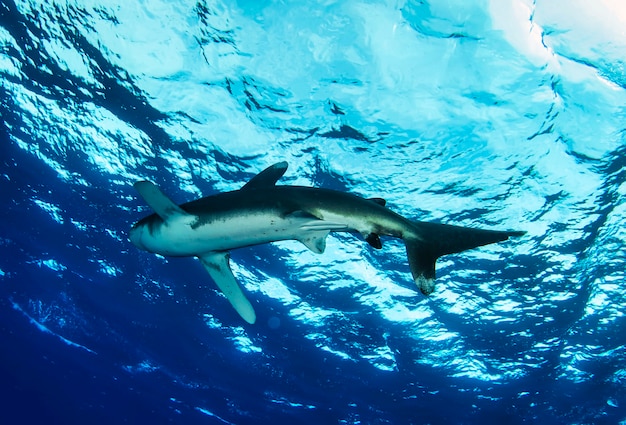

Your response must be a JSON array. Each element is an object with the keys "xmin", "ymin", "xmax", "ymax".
[{"xmin": 2, "ymin": 0, "xmax": 626, "ymax": 424}]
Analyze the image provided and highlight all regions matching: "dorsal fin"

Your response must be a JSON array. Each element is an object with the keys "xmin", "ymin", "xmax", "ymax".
[{"xmin": 241, "ymin": 161, "xmax": 288, "ymax": 190}]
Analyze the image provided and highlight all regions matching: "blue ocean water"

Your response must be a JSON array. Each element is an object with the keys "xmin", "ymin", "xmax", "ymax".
[{"xmin": 1, "ymin": 0, "xmax": 625, "ymax": 423}]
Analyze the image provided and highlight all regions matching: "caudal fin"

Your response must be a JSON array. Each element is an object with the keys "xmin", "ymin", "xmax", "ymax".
[{"xmin": 405, "ymin": 221, "xmax": 525, "ymax": 295}]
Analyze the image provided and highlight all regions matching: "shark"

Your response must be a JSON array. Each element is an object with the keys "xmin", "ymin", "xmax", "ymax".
[{"xmin": 129, "ymin": 161, "xmax": 524, "ymax": 324}]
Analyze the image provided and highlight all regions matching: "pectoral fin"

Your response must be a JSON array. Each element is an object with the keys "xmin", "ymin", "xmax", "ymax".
[
  {"xmin": 198, "ymin": 252, "xmax": 256, "ymax": 324},
  {"xmin": 134, "ymin": 181, "xmax": 195, "ymax": 224}
]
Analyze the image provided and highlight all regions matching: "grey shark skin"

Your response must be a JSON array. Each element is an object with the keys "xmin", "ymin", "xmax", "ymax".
[{"xmin": 129, "ymin": 161, "xmax": 524, "ymax": 324}]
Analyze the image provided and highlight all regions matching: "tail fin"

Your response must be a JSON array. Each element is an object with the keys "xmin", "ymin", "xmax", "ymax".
[{"xmin": 405, "ymin": 221, "xmax": 525, "ymax": 295}]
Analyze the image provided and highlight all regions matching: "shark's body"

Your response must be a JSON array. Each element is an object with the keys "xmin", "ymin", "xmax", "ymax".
[{"xmin": 130, "ymin": 162, "xmax": 523, "ymax": 324}]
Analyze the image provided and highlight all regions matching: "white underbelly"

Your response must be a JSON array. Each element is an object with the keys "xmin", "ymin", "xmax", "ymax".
[{"xmin": 144, "ymin": 213, "xmax": 332, "ymax": 256}]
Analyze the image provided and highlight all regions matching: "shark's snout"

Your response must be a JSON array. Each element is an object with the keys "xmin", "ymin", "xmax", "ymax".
[{"xmin": 129, "ymin": 223, "xmax": 145, "ymax": 250}]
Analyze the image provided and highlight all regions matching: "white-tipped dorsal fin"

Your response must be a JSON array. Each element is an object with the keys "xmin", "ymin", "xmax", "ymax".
[
  {"xmin": 134, "ymin": 181, "xmax": 191, "ymax": 222},
  {"xmin": 198, "ymin": 252, "xmax": 256, "ymax": 324},
  {"xmin": 241, "ymin": 161, "xmax": 288, "ymax": 190}
]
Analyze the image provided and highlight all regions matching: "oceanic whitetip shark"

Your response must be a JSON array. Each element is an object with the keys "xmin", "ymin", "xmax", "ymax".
[{"xmin": 129, "ymin": 161, "xmax": 524, "ymax": 324}]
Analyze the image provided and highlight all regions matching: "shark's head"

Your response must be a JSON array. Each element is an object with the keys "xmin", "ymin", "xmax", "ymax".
[{"xmin": 129, "ymin": 220, "xmax": 147, "ymax": 251}]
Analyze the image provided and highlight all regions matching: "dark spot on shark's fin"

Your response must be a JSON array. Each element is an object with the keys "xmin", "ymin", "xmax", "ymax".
[
  {"xmin": 365, "ymin": 233, "xmax": 382, "ymax": 249},
  {"xmin": 198, "ymin": 252, "xmax": 256, "ymax": 324},
  {"xmin": 367, "ymin": 197, "xmax": 386, "ymax": 206},
  {"xmin": 241, "ymin": 161, "xmax": 288, "ymax": 190},
  {"xmin": 298, "ymin": 230, "xmax": 329, "ymax": 254}
]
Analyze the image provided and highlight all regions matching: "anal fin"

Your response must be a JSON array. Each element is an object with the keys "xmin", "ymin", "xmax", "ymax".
[
  {"xmin": 365, "ymin": 233, "xmax": 382, "ymax": 249},
  {"xmin": 198, "ymin": 252, "xmax": 256, "ymax": 324}
]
